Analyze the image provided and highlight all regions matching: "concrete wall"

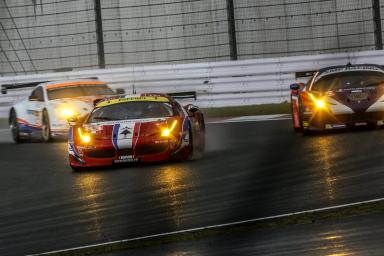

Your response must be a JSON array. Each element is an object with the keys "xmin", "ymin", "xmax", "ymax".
[{"xmin": 0, "ymin": 0, "xmax": 379, "ymax": 75}]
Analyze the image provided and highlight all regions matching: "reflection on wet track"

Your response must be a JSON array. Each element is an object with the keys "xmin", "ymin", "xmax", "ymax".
[
  {"xmin": 311, "ymin": 136, "xmax": 338, "ymax": 201},
  {"xmin": 153, "ymin": 165, "xmax": 194, "ymax": 228},
  {"xmin": 75, "ymin": 174, "xmax": 104, "ymax": 241},
  {"xmin": 0, "ymin": 120, "xmax": 383, "ymax": 255}
]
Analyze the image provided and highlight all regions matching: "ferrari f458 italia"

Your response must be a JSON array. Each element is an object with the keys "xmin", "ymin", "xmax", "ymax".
[
  {"xmin": 68, "ymin": 93, "xmax": 205, "ymax": 170},
  {"xmin": 290, "ymin": 64, "xmax": 384, "ymax": 133}
]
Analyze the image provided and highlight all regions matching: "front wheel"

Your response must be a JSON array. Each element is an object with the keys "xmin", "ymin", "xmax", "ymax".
[
  {"xmin": 10, "ymin": 110, "xmax": 24, "ymax": 143},
  {"xmin": 41, "ymin": 110, "xmax": 52, "ymax": 142},
  {"xmin": 181, "ymin": 128, "xmax": 194, "ymax": 161}
]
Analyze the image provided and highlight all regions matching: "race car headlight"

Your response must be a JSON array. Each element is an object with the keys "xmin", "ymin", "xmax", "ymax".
[
  {"xmin": 161, "ymin": 120, "xmax": 178, "ymax": 137},
  {"xmin": 57, "ymin": 106, "xmax": 78, "ymax": 120},
  {"xmin": 78, "ymin": 127, "xmax": 91, "ymax": 144},
  {"xmin": 309, "ymin": 93, "xmax": 326, "ymax": 109},
  {"xmin": 161, "ymin": 129, "xmax": 170, "ymax": 137},
  {"xmin": 315, "ymin": 99, "xmax": 325, "ymax": 109},
  {"xmin": 61, "ymin": 109, "xmax": 76, "ymax": 118}
]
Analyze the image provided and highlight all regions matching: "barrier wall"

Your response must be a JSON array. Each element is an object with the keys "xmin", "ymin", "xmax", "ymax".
[{"xmin": 1, "ymin": 50, "xmax": 384, "ymax": 117}]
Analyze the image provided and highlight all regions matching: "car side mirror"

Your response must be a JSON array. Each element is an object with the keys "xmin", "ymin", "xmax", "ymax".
[
  {"xmin": 28, "ymin": 95, "xmax": 39, "ymax": 101},
  {"xmin": 67, "ymin": 116, "xmax": 78, "ymax": 126},
  {"xmin": 116, "ymin": 88, "xmax": 125, "ymax": 94},
  {"xmin": 290, "ymin": 83, "xmax": 301, "ymax": 90},
  {"xmin": 186, "ymin": 105, "xmax": 199, "ymax": 117}
]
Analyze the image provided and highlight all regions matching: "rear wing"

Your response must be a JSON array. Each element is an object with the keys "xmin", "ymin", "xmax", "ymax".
[
  {"xmin": 141, "ymin": 91, "xmax": 197, "ymax": 100},
  {"xmin": 1, "ymin": 77, "xmax": 99, "ymax": 94},
  {"xmin": 1, "ymin": 81, "xmax": 47, "ymax": 94},
  {"xmin": 295, "ymin": 71, "xmax": 316, "ymax": 79},
  {"xmin": 167, "ymin": 91, "xmax": 197, "ymax": 100}
]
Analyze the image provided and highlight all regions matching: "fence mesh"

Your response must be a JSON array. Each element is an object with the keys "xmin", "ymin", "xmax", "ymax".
[{"xmin": 0, "ymin": 0, "xmax": 381, "ymax": 75}]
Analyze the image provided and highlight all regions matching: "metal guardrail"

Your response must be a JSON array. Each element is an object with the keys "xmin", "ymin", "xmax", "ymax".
[{"xmin": 1, "ymin": 50, "xmax": 384, "ymax": 118}]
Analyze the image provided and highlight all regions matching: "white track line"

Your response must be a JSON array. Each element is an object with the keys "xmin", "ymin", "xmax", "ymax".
[
  {"xmin": 208, "ymin": 114, "xmax": 291, "ymax": 124},
  {"xmin": 29, "ymin": 197, "xmax": 384, "ymax": 256}
]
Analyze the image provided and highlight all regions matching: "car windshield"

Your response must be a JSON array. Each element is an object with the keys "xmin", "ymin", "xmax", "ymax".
[
  {"xmin": 311, "ymin": 71, "xmax": 384, "ymax": 91},
  {"xmin": 47, "ymin": 84, "xmax": 115, "ymax": 100},
  {"xmin": 87, "ymin": 101, "xmax": 175, "ymax": 123}
]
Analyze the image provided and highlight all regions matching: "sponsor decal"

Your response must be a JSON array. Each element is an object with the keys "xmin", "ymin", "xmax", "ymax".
[
  {"xmin": 96, "ymin": 96, "xmax": 169, "ymax": 108},
  {"xmin": 114, "ymin": 155, "xmax": 139, "ymax": 163},
  {"xmin": 325, "ymin": 124, "xmax": 346, "ymax": 129},
  {"xmin": 119, "ymin": 127, "xmax": 132, "ymax": 138},
  {"xmin": 347, "ymin": 92, "xmax": 368, "ymax": 102},
  {"xmin": 112, "ymin": 123, "xmax": 140, "ymax": 150},
  {"xmin": 355, "ymin": 122, "xmax": 367, "ymax": 126}
]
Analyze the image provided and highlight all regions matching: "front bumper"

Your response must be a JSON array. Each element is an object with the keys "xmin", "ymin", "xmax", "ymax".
[
  {"xmin": 69, "ymin": 140, "xmax": 191, "ymax": 168},
  {"xmin": 302, "ymin": 111, "xmax": 384, "ymax": 131}
]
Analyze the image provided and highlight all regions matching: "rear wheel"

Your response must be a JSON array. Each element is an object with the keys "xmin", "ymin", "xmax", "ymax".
[
  {"xmin": 41, "ymin": 110, "xmax": 52, "ymax": 142},
  {"xmin": 10, "ymin": 110, "xmax": 24, "ymax": 143},
  {"xmin": 197, "ymin": 118, "xmax": 205, "ymax": 153}
]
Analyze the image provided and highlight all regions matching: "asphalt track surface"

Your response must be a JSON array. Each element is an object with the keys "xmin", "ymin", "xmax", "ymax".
[
  {"xmin": 0, "ymin": 118, "xmax": 383, "ymax": 255},
  {"xmin": 102, "ymin": 213, "xmax": 384, "ymax": 256}
]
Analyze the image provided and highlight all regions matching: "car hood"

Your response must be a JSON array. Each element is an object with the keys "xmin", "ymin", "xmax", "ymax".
[
  {"xmin": 82, "ymin": 117, "xmax": 183, "ymax": 141},
  {"xmin": 325, "ymin": 86, "xmax": 384, "ymax": 113}
]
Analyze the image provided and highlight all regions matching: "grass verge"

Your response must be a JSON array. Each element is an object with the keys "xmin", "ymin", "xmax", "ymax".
[{"xmin": 32, "ymin": 199, "xmax": 384, "ymax": 256}]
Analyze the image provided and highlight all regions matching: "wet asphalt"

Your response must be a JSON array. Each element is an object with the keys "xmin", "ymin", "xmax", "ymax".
[{"xmin": 0, "ymin": 119, "xmax": 383, "ymax": 255}]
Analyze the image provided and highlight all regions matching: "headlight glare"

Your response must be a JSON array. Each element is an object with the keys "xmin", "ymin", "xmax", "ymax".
[
  {"xmin": 161, "ymin": 120, "xmax": 178, "ymax": 137},
  {"xmin": 78, "ymin": 127, "xmax": 91, "ymax": 144}
]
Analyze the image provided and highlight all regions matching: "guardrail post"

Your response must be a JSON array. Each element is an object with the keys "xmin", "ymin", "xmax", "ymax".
[
  {"xmin": 226, "ymin": 0, "xmax": 238, "ymax": 60},
  {"xmin": 372, "ymin": 0, "xmax": 383, "ymax": 50},
  {"xmin": 94, "ymin": 0, "xmax": 106, "ymax": 68}
]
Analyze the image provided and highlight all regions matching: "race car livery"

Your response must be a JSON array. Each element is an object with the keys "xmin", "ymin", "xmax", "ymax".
[
  {"xmin": 68, "ymin": 93, "xmax": 205, "ymax": 170},
  {"xmin": 7, "ymin": 79, "xmax": 119, "ymax": 142},
  {"xmin": 290, "ymin": 64, "xmax": 384, "ymax": 133}
]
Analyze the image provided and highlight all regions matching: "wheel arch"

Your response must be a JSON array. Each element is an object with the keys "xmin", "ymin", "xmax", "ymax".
[{"xmin": 9, "ymin": 108, "xmax": 16, "ymax": 125}]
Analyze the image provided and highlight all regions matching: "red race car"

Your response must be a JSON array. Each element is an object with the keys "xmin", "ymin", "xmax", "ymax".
[{"xmin": 68, "ymin": 93, "xmax": 205, "ymax": 170}]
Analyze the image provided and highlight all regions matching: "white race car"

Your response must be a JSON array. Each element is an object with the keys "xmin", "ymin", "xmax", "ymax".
[{"xmin": 5, "ymin": 79, "xmax": 122, "ymax": 142}]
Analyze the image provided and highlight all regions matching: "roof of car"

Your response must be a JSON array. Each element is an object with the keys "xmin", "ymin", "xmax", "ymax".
[
  {"xmin": 41, "ymin": 79, "xmax": 107, "ymax": 90},
  {"xmin": 317, "ymin": 64, "xmax": 384, "ymax": 76}
]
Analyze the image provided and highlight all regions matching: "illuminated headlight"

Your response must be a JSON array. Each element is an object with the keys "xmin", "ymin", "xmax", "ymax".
[
  {"xmin": 161, "ymin": 129, "xmax": 170, "ymax": 137},
  {"xmin": 60, "ymin": 109, "xmax": 76, "ymax": 118},
  {"xmin": 309, "ymin": 93, "xmax": 326, "ymax": 109},
  {"xmin": 315, "ymin": 99, "xmax": 325, "ymax": 109},
  {"xmin": 161, "ymin": 120, "xmax": 178, "ymax": 137},
  {"xmin": 78, "ymin": 127, "xmax": 91, "ymax": 144}
]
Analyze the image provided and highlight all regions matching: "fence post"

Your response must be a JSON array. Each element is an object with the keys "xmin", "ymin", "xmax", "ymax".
[
  {"xmin": 226, "ymin": 0, "xmax": 238, "ymax": 60},
  {"xmin": 372, "ymin": 0, "xmax": 383, "ymax": 50},
  {"xmin": 94, "ymin": 0, "xmax": 106, "ymax": 68}
]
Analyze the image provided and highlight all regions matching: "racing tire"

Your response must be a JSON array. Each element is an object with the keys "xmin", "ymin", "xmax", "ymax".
[
  {"xmin": 41, "ymin": 109, "xmax": 52, "ymax": 142},
  {"xmin": 182, "ymin": 127, "xmax": 194, "ymax": 161},
  {"xmin": 197, "ymin": 118, "xmax": 206, "ymax": 153},
  {"xmin": 290, "ymin": 98, "xmax": 301, "ymax": 133},
  {"xmin": 10, "ymin": 110, "xmax": 25, "ymax": 143}
]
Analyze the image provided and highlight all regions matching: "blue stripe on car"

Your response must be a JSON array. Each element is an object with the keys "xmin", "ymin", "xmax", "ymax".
[{"xmin": 112, "ymin": 123, "xmax": 120, "ymax": 150}]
